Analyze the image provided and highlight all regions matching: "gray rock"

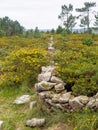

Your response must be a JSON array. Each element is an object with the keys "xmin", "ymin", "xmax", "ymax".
[
  {"xmin": 55, "ymin": 83, "xmax": 65, "ymax": 93},
  {"xmin": 26, "ymin": 118, "xmax": 45, "ymax": 127},
  {"xmin": 38, "ymin": 91, "xmax": 52, "ymax": 99},
  {"xmin": 93, "ymin": 93, "xmax": 98, "ymax": 99},
  {"xmin": 41, "ymin": 66, "xmax": 57, "ymax": 76},
  {"xmin": 91, "ymin": 99, "xmax": 98, "ymax": 109},
  {"xmin": 48, "ymin": 47, "xmax": 55, "ymax": 52},
  {"xmin": 35, "ymin": 81, "xmax": 56, "ymax": 92},
  {"xmin": 30, "ymin": 101, "xmax": 37, "ymax": 110},
  {"xmin": 78, "ymin": 96, "xmax": 89, "ymax": 105},
  {"xmin": 69, "ymin": 97, "xmax": 83, "ymax": 110},
  {"xmin": 13, "ymin": 95, "xmax": 30, "ymax": 104},
  {"xmin": 51, "ymin": 76, "xmax": 64, "ymax": 84},
  {"xmin": 59, "ymin": 92, "xmax": 72, "ymax": 103},
  {"xmin": 38, "ymin": 72, "xmax": 51, "ymax": 82},
  {"xmin": 86, "ymin": 99, "xmax": 98, "ymax": 109},
  {"xmin": 0, "ymin": 121, "xmax": 3, "ymax": 130},
  {"xmin": 86, "ymin": 99, "xmax": 95, "ymax": 108}
]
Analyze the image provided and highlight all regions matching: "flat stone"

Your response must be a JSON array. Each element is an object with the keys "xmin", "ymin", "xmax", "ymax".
[
  {"xmin": 93, "ymin": 93, "xmax": 98, "ymax": 99},
  {"xmin": 35, "ymin": 81, "xmax": 56, "ymax": 92},
  {"xmin": 86, "ymin": 99, "xmax": 95, "ymax": 108},
  {"xmin": 13, "ymin": 95, "xmax": 30, "ymax": 104},
  {"xmin": 38, "ymin": 91, "xmax": 52, "ymax": 99},
  {"xmin": 69, "ymin": 97, "xmax": 83, "ymax": 110},
  {"xmin": 38, "ymin": 72, "xmax": 51, "ymax": 82},
  {"xmin": 26, "ymin": 118, "xmax": 45, "ymax": 127},
  {"xmin": 55, "ymin": 83, "xmax": 65, "ymax": 93},
  {"xmin": 78, "ymin": 96, "xmax": 89, "ymax": 105},
  {"xmin": 59, "ymin": 92, "xmax": 72, "ymax": 103},
  {"xmin": 51, "ymin": 76, "xmax": 64, "ymax": 84},
  {"xmin": 41, "ymin": 66, "xmax": 57, "ymax": 75},
  {"xmin": 48, "ymin": 46, "xmax": 55, "ymax": 51}
]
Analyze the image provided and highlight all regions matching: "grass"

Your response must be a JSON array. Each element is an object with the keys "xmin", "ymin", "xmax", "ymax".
[
  {"xmin": 0, "ymin": 87, "xmax": 35, "ymax": 130},
  {"xmin": 1, "ymin": 86, "xmax": 98, "ymax": 130}
]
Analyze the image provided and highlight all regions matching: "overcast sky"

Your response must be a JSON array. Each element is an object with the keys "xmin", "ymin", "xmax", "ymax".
[{"xmin": 0, "ymin": 0, "xmax": 98, "ymax": 29}]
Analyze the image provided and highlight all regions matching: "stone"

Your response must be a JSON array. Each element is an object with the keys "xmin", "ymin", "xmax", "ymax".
[
  {"xmin": 38, "ymin": 91, "xmax": 52, "ymax": 99},
  {"xmin": 35, "ymin": 81, "xmax": 56, "ymax": 92},
  {"xmin": 48, "ymin": 47, "xmax": 55, "ymax": 52},
  {"xmin": 93, "ymin": 93, "xmax": 98, "ymax": 99},
  {"xmin": 0, "ymin": 121, "xmax": 3, "ymax": 130},
  {"xmin": 86, "ymin": 99, "xmax": 95, "ymax": 108},
  {"xmin": 91, "ymin": 99, "xmax": 98, "ymax": 109},
  {"xmin": 78, "ymin": 96, "xmax": 89, "ymax": 105},
  {"xmin": 41, "ymin": 66, "xmax": 57, "ymax": 76},
  {"xmin": 38, "ymin": 72, "xmax": 51, "ymax": 82},
  {"xmin": 51, "ymin": 76, "xmax": 64, "ymax": 84},
  {"xmin": 55, "ymin": 83, "xmax": 65, "ymax": 93},
  {"xmin": 86, "ymin": 99, "xmax": 98, "ymax": 109},
  {"xmin": 30, "ymin": 101, "xmax": 37, "ymax": 110},
  {"xmin": 59, "ymin": 92, "xmax": 72, "ymax": 103},
  {"xmin": 13, "ymin": 95, "xmax": 30, "ymax": 104},
  {"xmin": 26, "ymin": 118, "xmax": 45, "ymax": 127},
  {"xmin": 69, "ymin": 97, "xmax": 83, "ymax": 110}
]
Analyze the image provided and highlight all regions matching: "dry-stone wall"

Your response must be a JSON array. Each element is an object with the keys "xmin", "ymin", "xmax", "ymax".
[
  {"xmin": 35, "ymin": 66, "xmax": 98, "ymax": 112},
  {"xmin": 35, "ymin": 36, "xmax": 98, "ymax": 112}
]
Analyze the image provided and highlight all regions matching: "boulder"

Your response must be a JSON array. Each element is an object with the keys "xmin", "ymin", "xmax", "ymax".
[
  {"xmin": 0, "ymin": 121, "xmax": 3, "ymax": 130},
  {"xmin": 51, "ymin": 76, "xmax": 64, "ymax": 84},
  {"xmin": 35, "ymin": 81, "xmax": 56, "ymax": 92},
  {"xmin": 13, "ymin": 95, "xmax": 30, "ymax": 104},
  {"xmin": 26, "ymin": 118, "xmax": 45, "ymax": 127},
  {"xmin": 55, "ymin": 83, "xmax": 65, "ymax": 93},
  {"xmin": 38, "ymin": 72, "xmax": 51, "ymax": 82},
  {"xmin": 69, "ymin": 97, "xmax": 83, "ymax": 110}
]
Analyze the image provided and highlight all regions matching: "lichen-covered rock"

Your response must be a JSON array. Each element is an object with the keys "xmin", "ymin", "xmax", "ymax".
[
  {"xmin": 35, "ymin": 81, "xmax": 56, "ymax": 92},
  {"xmin": 86, "ymin": 98, "xmax": 97, "ymax": 109},
  {"xmin": 48, "ymin": 47, "xmax": 55, "ymax": 52},
  {"xmin": 78, "ymin": 96, "xmax": 89, "ymax": 105},
  {"xmin": 38, "ymin": 72, "xmax": 51, "ymax": 82},
  {"xmin": 59, "ymin": 92, "xmax": 72, "ymax": 103},
  {"xmin": 41, "ymin": 66, "xmax": 57, "ymax": 75},
  {"xmin": 13, "ymin": 95, "xmax": 30, "ymax": 104},
  {"xmin": 69, "ymin": 97, "xmax": 83, "ymax": 110},
  {"xmin": 26, "ymin": 118, "xmax": 45, "ymax": 127},
  {"xmin": 51, "ymin": 76, "xmax": 64, "ymax": 84},
  {"xmin": 38, "ymin": 91, "xmax": 53, "ymax": 99},
  {"xmin": 55, "ymin": 83, "xmax": 65, "ymax": 93},
  {"xmin": 93, "ymin": 93, "xmax": 98, "ymax": 99}
]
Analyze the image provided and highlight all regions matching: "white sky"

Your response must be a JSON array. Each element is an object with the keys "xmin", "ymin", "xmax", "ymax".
[{"xmin": 0, "ymin": 0, "xmax": 98, "ymax": 29}]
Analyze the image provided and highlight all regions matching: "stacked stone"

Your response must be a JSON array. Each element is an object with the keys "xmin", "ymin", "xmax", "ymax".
[{"xmin": 35, "ymin": 66, "xmax": 98, "ymax": 112}]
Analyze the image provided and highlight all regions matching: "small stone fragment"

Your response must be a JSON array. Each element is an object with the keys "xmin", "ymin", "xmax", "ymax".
[
  {"xmin": 26, "ymin": 118, "xmax": 45, "ymax": 127},
  {"xmin": 51, "ymin": 76, "xmax": 64, "ymax": 84},
  {"xmin": 30, "ymin": 101, "xmax": 37, "ymax": 110},
  {"xmin": 38, "ymin": 72, "xmax": 51, "ymax": 82},
  {"xmin": 13, "ymin": 95, "xmax": 30, "ymax": 104}
]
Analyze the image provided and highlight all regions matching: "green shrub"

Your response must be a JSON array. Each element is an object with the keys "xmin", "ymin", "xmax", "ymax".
[
  {"xmin": 0, "ymin": 48, "xmax": 48, "ymax": 87},
  {"xmin": 82, "ymin": 39, "xmax": 93, "ymax": 46}
]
